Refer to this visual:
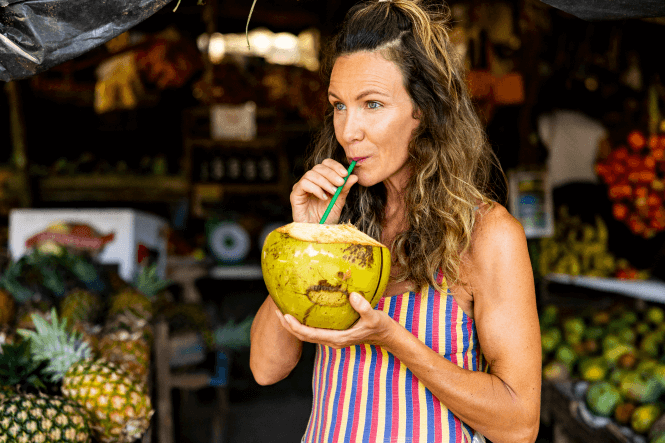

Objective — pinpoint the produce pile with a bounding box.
[595,130,665,239]
[0,247,171,443]
[538,205,649,279]
[541,302,665,442]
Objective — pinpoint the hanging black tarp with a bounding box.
[538,0,665,21]
[0,0,173,82]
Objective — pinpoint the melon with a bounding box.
[261,222,391,330]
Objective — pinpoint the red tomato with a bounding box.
[628,131,646,151]
[613,202,629,220]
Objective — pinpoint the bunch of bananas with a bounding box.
[539,206,617,277]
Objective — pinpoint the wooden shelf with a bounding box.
[38,175,189,202]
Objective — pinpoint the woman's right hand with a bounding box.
[290,158,358,224]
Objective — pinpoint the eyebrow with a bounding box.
[328,89,390,101]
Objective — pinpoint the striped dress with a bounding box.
[302,270,489,443]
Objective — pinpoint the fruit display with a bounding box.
[261,222,391,330]
[540,301,665,440]
[538,205,650,279]
[0,245,174,443]
[595,130,665,239]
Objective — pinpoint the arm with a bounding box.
[277,204,541,443]
[380,206,542,443]
[249,296,303,385]
[250,158,357,385]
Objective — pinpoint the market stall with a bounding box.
[1,0,665,442]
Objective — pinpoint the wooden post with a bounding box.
[4,81,31,208]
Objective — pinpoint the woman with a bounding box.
[250,1,542,442]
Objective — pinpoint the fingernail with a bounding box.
[351,293,361,303]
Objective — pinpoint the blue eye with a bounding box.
[333,102,346,111]
[367,101,381,109]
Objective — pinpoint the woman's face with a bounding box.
[328,51,420,191]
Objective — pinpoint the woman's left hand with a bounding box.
[275,292,395,349]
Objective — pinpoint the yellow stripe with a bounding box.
[456,303,465,368]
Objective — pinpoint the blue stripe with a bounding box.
[363,345,377,441]
[383,296,398,441]
[343,345,361,443]
[445,295,453,358]
[447,408,457,442]
[461,311,469,368]
[327,348,346,443]
[425,285,435,348]
[471,326,478,372]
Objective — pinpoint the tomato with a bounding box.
[647,193,662,209]
[628,131,646,151]
[654,148,665,161]
[649,134,660,150]
[613,202,629,221]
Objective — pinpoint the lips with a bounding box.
[349,156,369,164]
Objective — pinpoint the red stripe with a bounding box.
[411,292,422,443]
[313,345,328,442]
[349,345,366,442]
[332,347,351,442]
[369,347,383,441]
[432,286,440,354]
[455,415,462,442]
[390,295,403,440]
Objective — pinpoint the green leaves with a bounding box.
[0,340,48,391]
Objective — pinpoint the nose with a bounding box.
[339,108,364,145]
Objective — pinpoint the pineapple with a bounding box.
[0,393,92,442]
[0,340,49,396]
[59,288,103,326]
[96,314,152,386]
[17,309,154,443]
[108,264,171,321]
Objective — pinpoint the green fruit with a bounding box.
[603,334,622,352]
[636,322,652,336]
[618,326,638,345]
[632,404,661,435]
[651,433,665,443]
[620,372,663,404]
[541,328,562,354]
[651,364,665,389]
[555,344,578,368]
[579,356,608,382]
[647,307,665,325]
[540,304,559,328]
[610,368,631,386]
[564,317,586,337]
[261,222,391,330]
[621,311,639,326]
[586,381,622,417]
[604,343,636,366]
[641,333,663,358]
[592,311,611,326]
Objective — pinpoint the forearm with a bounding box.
[383,323,540,443]
[249,296,303,385]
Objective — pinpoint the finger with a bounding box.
[312,163,348,189]
[349,292,372,315]
[301,170,341,197]
[321,158,352,177]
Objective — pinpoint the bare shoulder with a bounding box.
[470,202,527,257]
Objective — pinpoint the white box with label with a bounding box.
[9,208,168,282]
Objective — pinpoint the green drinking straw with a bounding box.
[319,161,356,224]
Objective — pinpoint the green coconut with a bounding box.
[261,222,391,330]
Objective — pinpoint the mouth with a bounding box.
[349,156,369,164]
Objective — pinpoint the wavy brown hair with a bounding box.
[305,0,507,292]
